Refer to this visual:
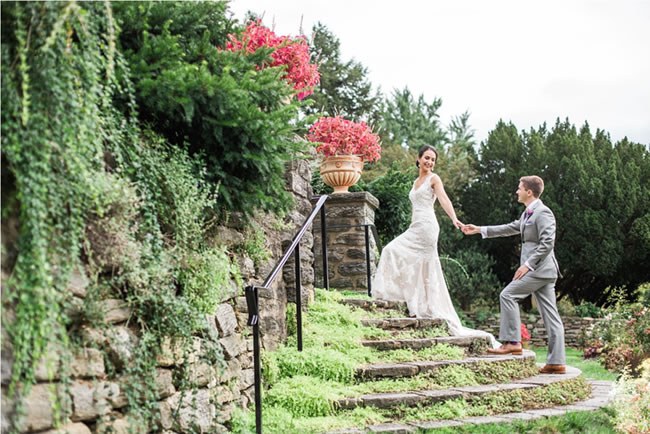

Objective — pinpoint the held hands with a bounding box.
[452,218,464,230]
[461,224,480,235]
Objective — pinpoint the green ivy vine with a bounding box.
[1,2,231,431]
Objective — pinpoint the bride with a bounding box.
[372,145,498,347]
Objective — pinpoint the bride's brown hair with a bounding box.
[415,145,439,168]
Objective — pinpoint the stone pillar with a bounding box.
[312,192,380,291]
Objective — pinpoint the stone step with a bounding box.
[357,350,536,379]
[361,335,491,353]
[335,366,583,412]
[339,298,408,313]
[360,317,447,331]
[329,377,611,434]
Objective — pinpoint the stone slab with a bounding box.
[460,415,513,424]
[497,383,538,392]
[367,423,416,433]
[416,389,464,402]
[452,384,500,396]
[359,363,419,379]
[524,408,570,417]
[362,318,418,329]
[395,338,437,350]
[434,336,490,347]
[408,360,447,374]
[409,419,464,429]
[499,412,541,421]
[336,397,361,410]
[553,403,599,412]
[360,392,424,408]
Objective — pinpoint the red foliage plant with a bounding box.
[307,116,381,163]
[225,20,320,100]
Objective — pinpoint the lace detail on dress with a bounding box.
[372,173,499,348]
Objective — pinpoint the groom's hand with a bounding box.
[462,224,480,235]
[513,264,530,280]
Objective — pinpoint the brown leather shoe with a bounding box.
[486,343,523,355]
[539,364,566,374]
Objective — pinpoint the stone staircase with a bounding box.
[326,297,611,433]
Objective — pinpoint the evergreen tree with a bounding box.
[438,111,478,198]
[380,87,447,152]
[463,118,650,303]
[114,1,308,217]
[305,23,382,122]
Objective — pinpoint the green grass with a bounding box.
[531,346,618,381]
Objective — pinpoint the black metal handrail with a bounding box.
[244,194,329,434]
[244,195,384,433]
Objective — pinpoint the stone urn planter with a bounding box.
[320,155,364,194]
[307,116,381,194]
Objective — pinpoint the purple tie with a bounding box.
[525,208,533,221]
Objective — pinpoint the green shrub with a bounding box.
[574,301,603,318]
[365,166,413,245]
[133,136,217,252]
[237,224,271,269]
[637,282,650,307]
[587,301,650,375]
[611,359,650,434]
[441,245,501,311]
[114,1,310,217]
[178,246,240,314]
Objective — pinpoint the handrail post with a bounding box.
[294,245,303,352]
[364,224,371,296]
[245,285,262,434]
[320,203,329,291]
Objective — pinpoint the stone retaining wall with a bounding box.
[463,312,604,348]
[1,160,314,433]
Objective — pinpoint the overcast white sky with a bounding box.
[227,0,650,146]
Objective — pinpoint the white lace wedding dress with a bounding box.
[372,173,499,348]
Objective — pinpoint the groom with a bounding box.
[462,175,566,374]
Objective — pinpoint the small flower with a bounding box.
[520,323,531,341]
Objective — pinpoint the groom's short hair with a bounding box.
[520,175,544,198]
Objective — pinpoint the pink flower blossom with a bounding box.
[225,21,320,100]
[307,116,382,163]
[521,323,531,341]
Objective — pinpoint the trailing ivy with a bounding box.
[1,0,125,413]
[1,2,228,431]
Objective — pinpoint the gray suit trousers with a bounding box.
[500,275,566,365]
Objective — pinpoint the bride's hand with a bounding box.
[453,218,463,229]
[462,224,480,235]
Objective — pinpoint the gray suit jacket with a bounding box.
[484,200,561,279]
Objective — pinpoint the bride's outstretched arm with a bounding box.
[430,174,462,229]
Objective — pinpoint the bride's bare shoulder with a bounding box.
[429,173,442,186]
